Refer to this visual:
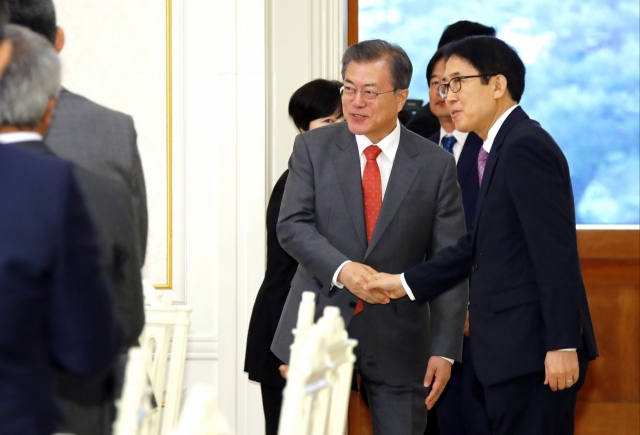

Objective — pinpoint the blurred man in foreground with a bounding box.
[0,23,144,435]
[0,11,123,435]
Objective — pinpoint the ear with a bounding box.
[493,75,508,100]
[0,40,12,78]
[54,27,65,54]
[396,88,409,112]
[38,97,58,136]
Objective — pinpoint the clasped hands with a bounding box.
[337,262,408,304]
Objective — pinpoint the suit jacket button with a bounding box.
[471,263,478,272]
[313,277,323,288]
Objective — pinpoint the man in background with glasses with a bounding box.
[365,36,598,435]
[271,39,468,435]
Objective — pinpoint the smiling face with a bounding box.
[342,59,408,144]
[443,55,498,138]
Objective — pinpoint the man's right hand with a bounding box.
[337,262,389,304]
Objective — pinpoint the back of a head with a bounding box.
[288,79,343,132]
[341,39,413,90]
[0,24,61,127]
[438,21,496,48]
[6,0,56,45]
[444,36,525,103]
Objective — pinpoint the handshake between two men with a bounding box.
[338,261,406,304]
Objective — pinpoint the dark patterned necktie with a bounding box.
[442,135,456,154]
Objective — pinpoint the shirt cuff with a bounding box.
[557,348,577,352]
[439,357,454,364]
[332,261,351,289]
[400,273,415,301]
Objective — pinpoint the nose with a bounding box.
[445,89,457,104]
[351,91,367,107]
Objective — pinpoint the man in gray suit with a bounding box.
[7,0,148,263]
[271,39,468,434]
[0,24,144,435]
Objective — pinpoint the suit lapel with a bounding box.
[472,107,529,238]
[332,134,368,250]
[364,128,420,259]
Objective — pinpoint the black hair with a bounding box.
[6,0,56,45]
[443,36,526,103]
[342,39,413,90]
[288,79,343,132]
[438,20,496,48]
[426,46,446,83]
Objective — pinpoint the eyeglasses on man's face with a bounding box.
[340,85,397,102]
[437,74,496,99]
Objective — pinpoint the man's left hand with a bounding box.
[424,356,452,409]
[543,350,579,391]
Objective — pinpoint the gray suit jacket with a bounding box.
[9,139,144,435]
[271,122,468,386]
[45,88,148,263]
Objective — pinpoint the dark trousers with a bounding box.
[483,352,589,435]
[260,383,284,435]
[350,312,429,435]
[431,336,492,435]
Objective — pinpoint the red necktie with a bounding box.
[354,145,383,315]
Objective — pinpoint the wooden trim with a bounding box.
[347,0,358,46]
[577,230,640,260]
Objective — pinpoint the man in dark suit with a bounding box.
[406,21,495,140]
[7,0,149,263]
[365,36,598,435]
[271,39,468,435]
[0,7,123,435]
[424,46,490,435]
[0,24,144,435]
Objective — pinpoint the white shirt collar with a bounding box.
[439,127,469,146]
[0,131,43,144]
[482,104,518,153]
[355,119,401,164]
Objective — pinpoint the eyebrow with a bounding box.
[344,78,377,88]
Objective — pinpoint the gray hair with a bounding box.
[341,39,413,90]
[0,24,61,127]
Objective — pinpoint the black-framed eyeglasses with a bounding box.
[340,85,398,102]
[437,74,496,99]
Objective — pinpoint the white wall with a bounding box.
[53,0,344,433]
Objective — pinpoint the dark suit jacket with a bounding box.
[271,123,468,386]
[0,145,122,435]
[405,104,441,139]
[429,131,482,232]
[45,88,148,263]
[10,140,144,435]
[403,107,598,386]
[244,170,298,388]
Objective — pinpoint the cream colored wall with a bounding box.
[53,0,344,433]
